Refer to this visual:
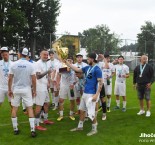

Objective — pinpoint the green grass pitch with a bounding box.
[0,73,155,145]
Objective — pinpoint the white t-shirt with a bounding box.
[0,60,13,90]
[36,59,50,91]
[60,70,76,88]
[115,64,129,83]
[73,62,88,87]
[47,59,60,71]
[9,59,35,93]
[98,62,115,81]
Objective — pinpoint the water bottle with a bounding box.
[107,75,110,85]
[70,89,74,97]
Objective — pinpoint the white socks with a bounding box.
[11,117,18,131]
[78,121,84,128]
[123,101,127,108]
[92,123,97,131]
[44,113,48,121]
[55,96,59,107]
[29,118,35,132]
[35,118,40,126]
[107,98,111,108]
[59,111,63,117]
[70,111,74,116]
[116,100,120,107]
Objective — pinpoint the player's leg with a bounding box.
[106,83,112,112]
[137,84,145,115]
[145,88,151,117]
[57,98,65,121]
[43,91,54,124]
[122,96,126,112]
[53,90,59,110]
[70,94,86,131]
[100,84,106,120]
[114,83,120,109]
[68,88,76,120]
[35,91,47,130]
[57,87,67,121]
[11,93,21,135]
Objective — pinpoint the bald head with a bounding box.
[40,50,49,61]
[140,55,148,64]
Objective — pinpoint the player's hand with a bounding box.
[122,75,126,78]
[146,83,151,89]
[8,91,13,98]
[92,94,98,102]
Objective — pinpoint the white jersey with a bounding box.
[36,59,50,92]
[60,70,76,88]
[47,58,61,71]
[0,60,13,90]
[9,59,35,93]
[98,61,115,81]
[115,64,129,83]
[73,62,88,88]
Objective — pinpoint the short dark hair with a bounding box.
[87,53,97,63]
[49,51,54,55]
[118,55,124,59]
[104,53,110,58]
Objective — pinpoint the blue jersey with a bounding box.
[82,65,102,94]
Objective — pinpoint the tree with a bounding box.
[0,0,60,58]
[0,0,26,47]
[137,21,155,59]
[79,24,120,54]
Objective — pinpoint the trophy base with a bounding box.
[59,67,70,73]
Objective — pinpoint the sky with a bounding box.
[56,0,155,41]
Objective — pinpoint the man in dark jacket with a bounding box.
[133,55,154,117]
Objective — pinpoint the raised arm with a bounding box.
[65,60,83,73]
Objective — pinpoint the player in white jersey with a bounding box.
[0,47,13,106]
[57,58,76,121]
[114,56,129,112]
[22,54,36,115]
[35,50,54,131]
[8,48,36,137]
[47,51,61,110]
[98,54,115,120]
[73,53,88,114]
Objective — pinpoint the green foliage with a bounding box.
[0,0,60,55]
[79,24,121,54]
[137,21,155,59]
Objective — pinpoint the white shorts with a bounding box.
[79,93,99,111]
[114,82,126,96]
[0,89,11,103]
[35,91,50,106]
[74,85,82,98]
[59,86,75,101]
[11,90,33,107]
[104,83,112,96]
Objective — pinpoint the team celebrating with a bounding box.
[0,46,154,137]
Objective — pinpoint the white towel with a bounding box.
[86,97,96,121]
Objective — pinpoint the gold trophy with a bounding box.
[56,47,70,73]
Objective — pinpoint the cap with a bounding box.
[21,48,29,56]
[1,47,9,52]
[76,53,83,57]
[87,53,98,61]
